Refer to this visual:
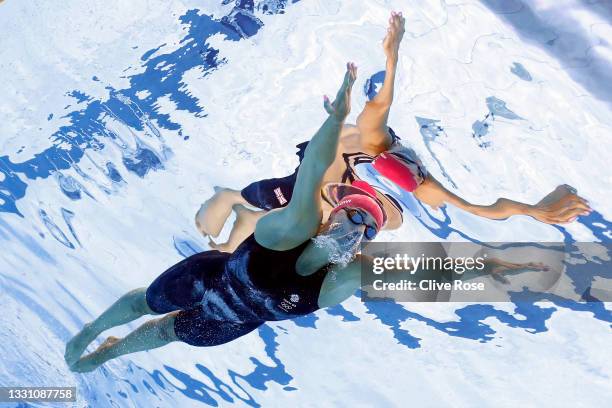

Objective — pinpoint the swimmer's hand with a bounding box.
[323,62,357,123]
[383,11,405,63]
[486,258,551,284]
[529,184,592,224]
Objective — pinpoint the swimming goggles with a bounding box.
[344,208,378,240]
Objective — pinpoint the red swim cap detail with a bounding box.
[372,152,419,192]
[331,194,385,229]
[351,180,377,197]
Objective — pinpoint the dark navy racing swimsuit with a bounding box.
[240,141,308,210]
[146,234,329,346]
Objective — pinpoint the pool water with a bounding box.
[0,0,611,406]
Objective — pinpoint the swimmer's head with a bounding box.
[313,215,365,267]
[330,197,382,240]
[372,147,426,192]
[313,183,384,267]
[325,181,386,240]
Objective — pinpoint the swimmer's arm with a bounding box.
[414,176,591,224]
[318,256,364,308]
[445,246,551,282]
[255,64,357,250]
[356,12,405,151]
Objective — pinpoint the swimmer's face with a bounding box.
[313,211,372,267]
[327,207,379,242]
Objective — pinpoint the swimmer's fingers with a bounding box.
[327,62,357,121]
[323,95,334,115]
[499,261,549,272]
[535,193,591,223]
[555,206,589,224]
[559,194,590,210]
[545,208,583,224]
[339,61,357,92]
[563,184,577,194]
[528,262,550,271]
[502,261,531,271]
[391,11,405,34]
[554,197,591,223]
[327,63,356,106]
[383,12,404,55]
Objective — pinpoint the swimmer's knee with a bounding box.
[212,187,242,201]
[130,288,155,315]
[158,312,179,342]
[232,203,262,218]
[227,190,248,206]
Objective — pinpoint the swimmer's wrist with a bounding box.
[327,115,345,126]
[522,204,536,216]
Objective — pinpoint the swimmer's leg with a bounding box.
[65,288,154,366]
[70,312,179,373]
[195,187,249,237]
[209,204,265,253]
[414,176,591,224]
[356,11,405,150]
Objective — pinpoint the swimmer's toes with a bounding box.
[100,336,121,349]
[209,238,232,252]
[208,238,223,250]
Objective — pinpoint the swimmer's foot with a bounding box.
[195,187,245,238]
[530,184,592,224]
[65,323,100,367]
[382,11,405,63]
[70,336,121,373]
[208,204,264,253]
[228,204,265,249]
[208,237,233,253]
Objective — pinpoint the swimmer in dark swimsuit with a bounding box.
[65,62,376,372]
[196,11,591,252]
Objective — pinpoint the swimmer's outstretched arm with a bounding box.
[324,251,547,305]
[414,176,591,224]
[256,63,357,250]
[356,11,405,151]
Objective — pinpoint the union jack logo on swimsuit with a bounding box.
[274,187,288,205]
